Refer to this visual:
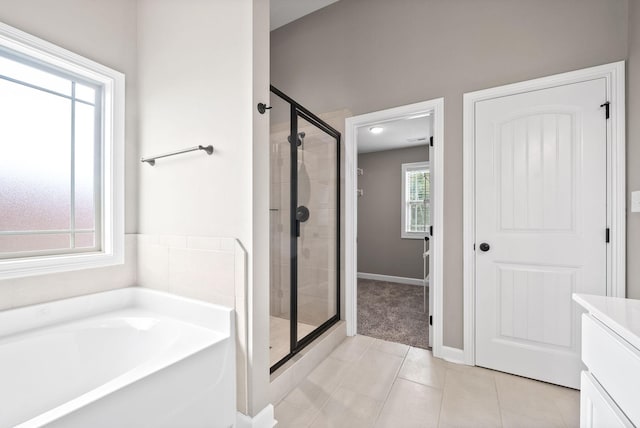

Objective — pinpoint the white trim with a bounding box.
[236,405,276,428]
[357,272,424,286]
[0,21,125,279]
[345,98,445,362]
[462,61,626,366]
[439,346,466,365]
[401,161,430,240]
[345,111,357,336]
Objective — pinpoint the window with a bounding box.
[401,161,430,239]
[0,22,124,279]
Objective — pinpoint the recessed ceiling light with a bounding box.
[369,126,384,134]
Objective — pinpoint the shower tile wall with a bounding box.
[270,120,291,323]
[296,117,337,334]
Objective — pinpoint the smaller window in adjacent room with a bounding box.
[401,161,430,239]
[0,22,124,279]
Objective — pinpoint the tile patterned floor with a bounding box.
[274,335,580,428]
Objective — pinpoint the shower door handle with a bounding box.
[295,206,310,237]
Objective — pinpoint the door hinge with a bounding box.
[601,102,610,119]
[606,227,610,243]
[473,243,476,250]
[429,136,434,147]
[429,315,433,326]
[429,225,433,236]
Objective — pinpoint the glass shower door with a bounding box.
[269,86,340,373]
[293,115,339,343]
[269,92,292,367]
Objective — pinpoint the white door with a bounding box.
[475,78,608,388]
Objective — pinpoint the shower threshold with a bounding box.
[270,316,316,367]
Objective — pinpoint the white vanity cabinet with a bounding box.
[574,294,640,428]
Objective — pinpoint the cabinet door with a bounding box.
[580,372,633,428]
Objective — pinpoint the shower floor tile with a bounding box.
[270,316,316,366]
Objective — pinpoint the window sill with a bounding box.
[0,247,124,280]
[401,234,428,240]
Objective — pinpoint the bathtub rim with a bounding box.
[0,286,233,338]
[1,287,234,428]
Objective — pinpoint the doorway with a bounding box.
[463,62,626,388]
[345,98,445,354]
[269,86,341,373]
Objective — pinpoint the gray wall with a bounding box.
[271,0,629,348]
[628,0,640,299]
[358,145,428,279]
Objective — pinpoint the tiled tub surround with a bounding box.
[0,287,235,428]
[137,234,244,308]
[136,234,250,414]
[275,335,580,428]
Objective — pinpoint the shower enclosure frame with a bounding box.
[270,85,341,374]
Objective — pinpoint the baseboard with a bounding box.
[357,272,423,286]
[236,404,275,428]
[438,345,466,365]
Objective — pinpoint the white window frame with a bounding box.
[401,161,430,239]
[0,22,125,279]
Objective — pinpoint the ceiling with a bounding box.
[270,0,341,31]
[357,115,433,154]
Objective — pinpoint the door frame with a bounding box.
[345,98,445,356]
[462,61,626,366]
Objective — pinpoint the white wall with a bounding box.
[137,0,253,242]
[0,0,271,418]
[0,0,139,307]
[252,0,272,418]
[137,0,270,417]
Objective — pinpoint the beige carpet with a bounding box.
[357,278,429,349]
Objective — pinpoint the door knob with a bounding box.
[479,242,490,252]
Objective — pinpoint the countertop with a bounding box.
[573,293,640,350]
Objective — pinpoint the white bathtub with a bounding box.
[0,287,235,428]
